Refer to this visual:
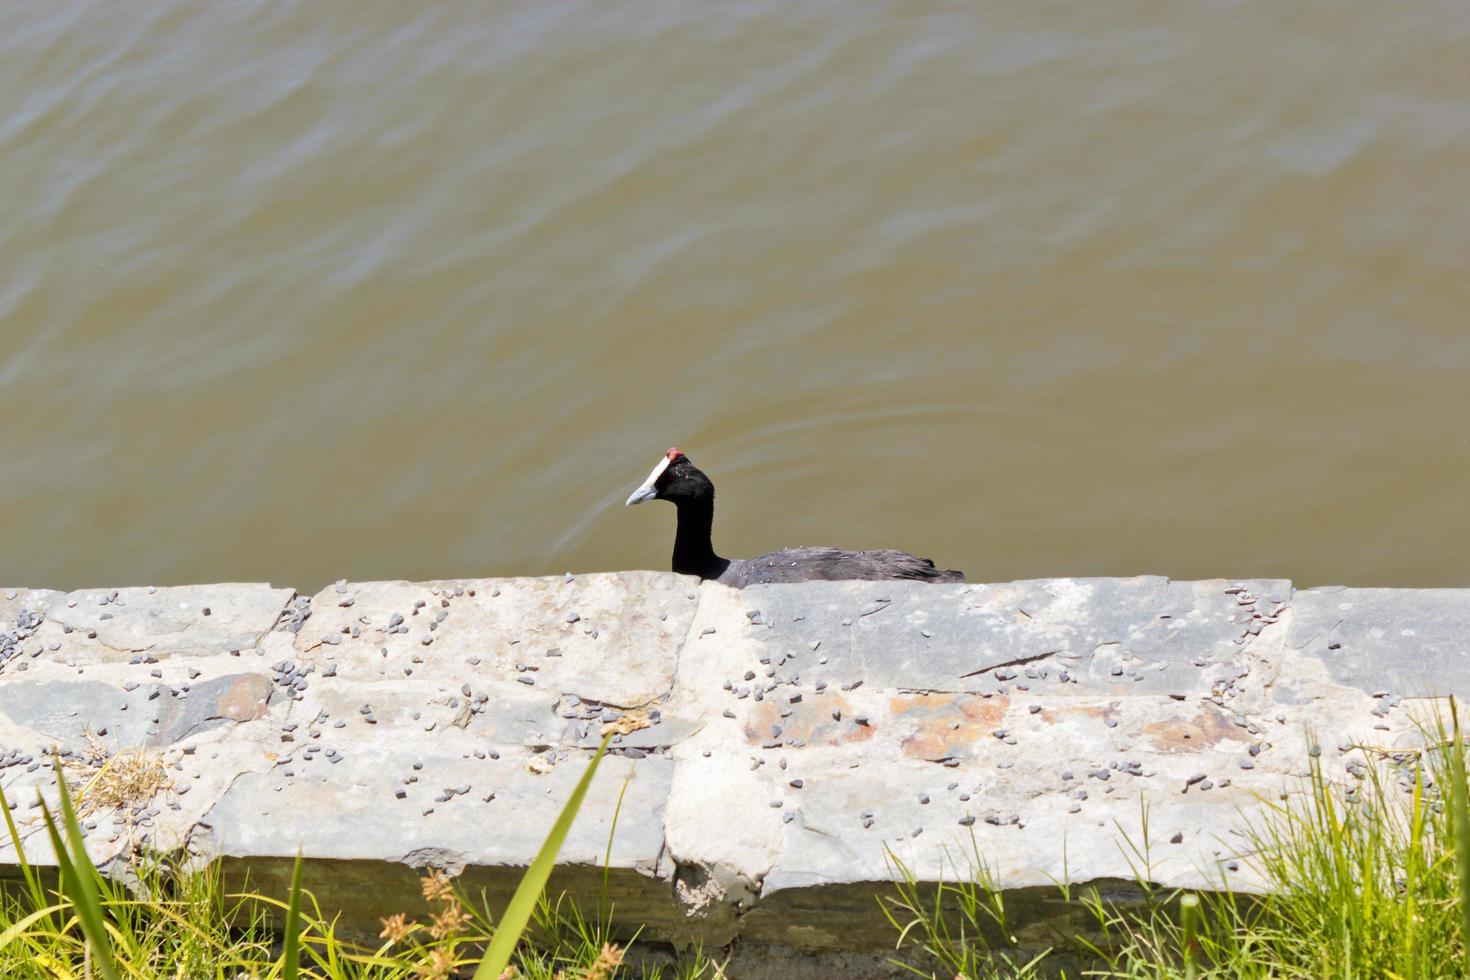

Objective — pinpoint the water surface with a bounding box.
[2,2,1468,591]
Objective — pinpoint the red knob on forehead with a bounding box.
[666,447,684,460]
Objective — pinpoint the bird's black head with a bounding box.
[624,447,714,507]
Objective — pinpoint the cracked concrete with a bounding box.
[3,574,1468,972]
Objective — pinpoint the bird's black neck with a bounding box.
[672,496,729,580]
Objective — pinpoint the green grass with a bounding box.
[8,718,1470,979]
[0,736,714,980]
[883,713,1470,979]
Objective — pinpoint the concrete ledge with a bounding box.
[3,574,1466,966]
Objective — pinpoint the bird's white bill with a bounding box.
[624,455,671,506]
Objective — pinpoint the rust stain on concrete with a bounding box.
[744,695,873,747]
[893,693,1008,761]
[1140,704,1249,751]
[216,674,273,722]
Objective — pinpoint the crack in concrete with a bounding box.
[191,762,263,857]
[959,650,1060,679]
[254,589,302,650]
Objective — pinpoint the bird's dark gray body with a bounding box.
[624,448,964,588]
[714,546,964,588]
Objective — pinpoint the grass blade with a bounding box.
[38,800,121,980]
[473,733,613,979]
[0,781,50,916]
[0,904,69,950]
[599,767,634,929]
[48,752,127,980]
[1448,700,1470,964]
[281,851,305,980]
[1180,892,1199,980]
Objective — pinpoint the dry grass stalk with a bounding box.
[553,943,626,980]
[427,901,472,940]
[379,912,413,944]
[416,946,456,979]
[583,942,625,980]
[419,867,457,903]
[43,734,175,847]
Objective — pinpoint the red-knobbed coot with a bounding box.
[624,447,965,587]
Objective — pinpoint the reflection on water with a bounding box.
[1,1,1468,590]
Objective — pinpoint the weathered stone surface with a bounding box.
[31,584,293,657]
[0,674,274,750]
[2,573,1465,971]
[207,747,668,868]
[734,576,1289,699]
[1287,586,1470,696]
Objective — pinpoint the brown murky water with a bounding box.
[2,2,1469,592]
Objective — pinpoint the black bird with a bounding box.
[624,447,964,588]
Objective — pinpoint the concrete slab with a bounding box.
[2,574,1464,970]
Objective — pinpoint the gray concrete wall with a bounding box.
[2,574,1466,972]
